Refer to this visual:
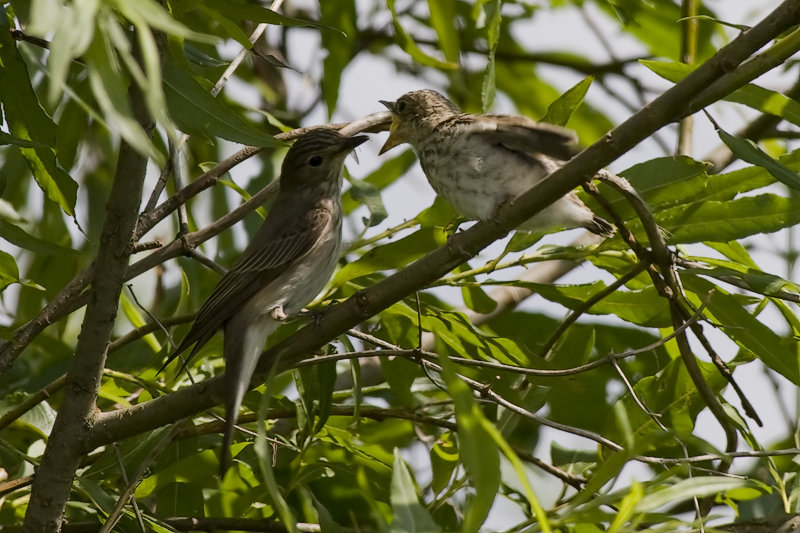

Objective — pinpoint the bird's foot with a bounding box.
[270,306,289,322]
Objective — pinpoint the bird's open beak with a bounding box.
[378,100,403,155]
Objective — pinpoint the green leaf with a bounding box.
[212,0,342,33]
[430,432,458,495]
[332,227,447,287]
[163,64,285,147]
[436,347,500,533]
[388,0,458,71]
[0,245,22,291]
[634,476,766,513]
[0,131,43,148]
[346,179,388,228]
[715,128,800,190]
[541,76,594,127]
[0,25,78,215]
[0,218,78,256]
[296,359,337,433]
[479,0,501,111]
[343,150,416,216]
[85,15,165,165]
[503,280,671,327]
[390,450,439,533]
[684,264,799,298]
[642,60,800,128]
[428,0,460,63]
[658,193,800,244]
[319,0,357,115]
[111,0,214,43]
[683,275,800,386]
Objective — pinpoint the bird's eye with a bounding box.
[396,100,408,113]
[309,155,323,167]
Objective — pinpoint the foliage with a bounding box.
[1,0,800,531]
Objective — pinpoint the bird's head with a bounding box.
[280,129,368,191]
[378,90,459,154]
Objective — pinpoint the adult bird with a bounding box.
[162,128,368,474]
[379,89,613,236]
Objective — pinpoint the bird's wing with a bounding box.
[467,114,578,161]
[164,206,334,369]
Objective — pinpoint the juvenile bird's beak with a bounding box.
[378,100,403,155]
[379,100,395,113]
[379,118,403,155]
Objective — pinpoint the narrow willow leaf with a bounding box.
[642,60,800,127]
[480,0,501,111]
[0,250,19,291]
[428,0,460,63]
[388,0,458,71]
[346,179,388,227]
[86,17,164,165]
[163,64,285,147]
[390,450,439,533]
[506,280,671,327]
[634,477,764,513]
[683,275,800,386]
[0,219,78,255]
[430,433,458,495]
[541,76,594,126]
[331,227,446,287]
[216,0,343,34]
[0,23,78,215]
[319,0,357,114]
[608,481,643,533]
[436,348,500,532]
[111,0,215,43]
[658,193,800,244]
[716,129,800,190]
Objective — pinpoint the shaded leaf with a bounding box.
[436,347,500,533]
[541,76,594,127]
[0,24,78,215]
[388,0,458,71]
[390,450,439,533]
[716,128,800,190]
[683,275,800,386]
[163,63,285,147]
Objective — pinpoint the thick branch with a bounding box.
[22,65,154,532]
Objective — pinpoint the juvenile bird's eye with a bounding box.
[309,155,323,167]
[396,100,408,113]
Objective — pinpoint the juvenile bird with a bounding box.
[379,89,613,236]
[162,129,367,474]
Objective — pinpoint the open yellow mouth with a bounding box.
[378,118,403,155]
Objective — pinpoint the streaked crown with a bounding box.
[390,90,460,119]
[280,129,367,189]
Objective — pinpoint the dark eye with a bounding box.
[396,99,408,113]
[309,155,323,167]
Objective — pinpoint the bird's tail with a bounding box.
[219,316,274,476]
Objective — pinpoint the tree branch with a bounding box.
[22,49,156,533]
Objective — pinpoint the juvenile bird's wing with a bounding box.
[162,206,334,371]
[468,114,578,161]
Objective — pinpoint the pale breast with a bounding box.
[415,132,551,221]
[242,204,342,319]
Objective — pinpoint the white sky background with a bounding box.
[243,0,796,526]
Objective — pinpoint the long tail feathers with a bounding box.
[219,317,274,477]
